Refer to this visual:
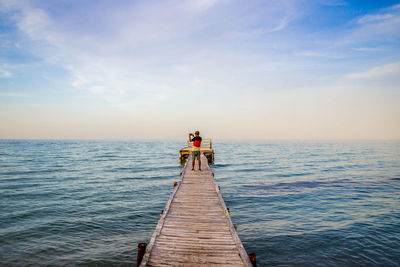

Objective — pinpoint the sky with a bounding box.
[0,0,399,140]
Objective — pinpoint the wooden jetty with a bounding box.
[139,142,252,266]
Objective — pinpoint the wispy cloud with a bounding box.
[0,0,303,103]
[318,0,347,7]
[297,51,335,58]
[342,3,400,44]
[357,13,395,24]
[185,0,223,12]
[0,69,12,78]
[0,64,12,78]
[348,62,400,79]
[0,92,31,97]
[353,47,386,52]
[270,15,292,32]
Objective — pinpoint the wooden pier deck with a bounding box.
[139,154,252,266]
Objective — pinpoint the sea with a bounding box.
[1,140,399,266]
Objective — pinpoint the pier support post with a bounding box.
[248,252,256,267]
[137,242,147,267]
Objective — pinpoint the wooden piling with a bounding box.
[137,243,147,267]
[248,252,257,267]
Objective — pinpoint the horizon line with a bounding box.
[1,138,399,142]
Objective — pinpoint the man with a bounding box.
[189,131,202,171]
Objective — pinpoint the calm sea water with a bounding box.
[1,140,399,266]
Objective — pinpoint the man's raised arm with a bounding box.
[189,133,193,142]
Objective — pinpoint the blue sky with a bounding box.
[0,0,399,140]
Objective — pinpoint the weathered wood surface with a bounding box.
[140,154,252,266]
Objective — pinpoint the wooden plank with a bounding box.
[152,245,239,252]
[147,254,243,265]
[150,252,242,262]
[154,240,237,248]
